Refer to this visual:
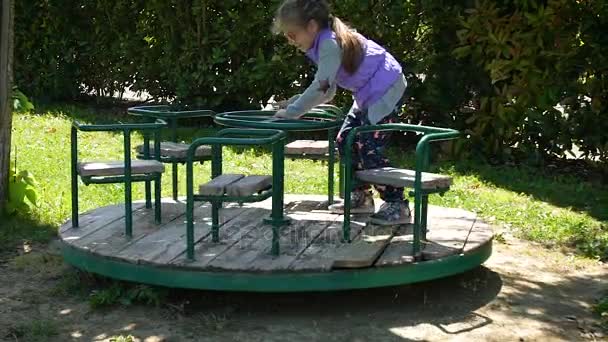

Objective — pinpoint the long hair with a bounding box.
[273,0,364,74]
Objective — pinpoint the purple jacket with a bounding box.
[305,28,402,109]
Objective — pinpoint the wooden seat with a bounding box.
[78,160,165,177]
[226,175,272,197]
[285,140,330,156]
[356,167,452,190]
[199,174,245,196]
[137,142,212,159]
[199,174,272,197]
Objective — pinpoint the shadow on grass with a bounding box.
[0,213,56,260]
[387,142,607,224]
[449,159,608,223]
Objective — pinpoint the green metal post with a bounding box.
[171,118,178,200]
[338,160,345,199]
[342,131,356,242]
[420,144,430,241]
[212,201,220,243]
[212,145,222,179]
[327,128,336,205]
[270,140,286,255]
[421,195,429,240]
[124,130,133,238]
[70,126,79,228]
[186,150,195,260]
[154,129,162,224]
[143,133,152,209]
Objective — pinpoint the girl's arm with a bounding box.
[282,39,342,118]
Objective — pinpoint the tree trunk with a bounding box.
[0,0,14,214]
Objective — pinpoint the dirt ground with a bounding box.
[1,231,606,342]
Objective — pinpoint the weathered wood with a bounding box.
[331,224,397,269]
[170,207,267,268]
[289,216,369,271]
[199,174,244,196]
[78,160,165,177]
[422,240,462,260]
[117,204,247,265]
[207,200,322,271]
[375,235,415,266]
[72,200,187,256]
[0,0,14,213]
[225,175,272,197]
[58,196,495,274]
[285,140,329,156]
[246,209,336,272]
[137,142,212,159]
[422,206,477,259]
[462,219,494,253]
[60,202,146,240]
[356,167,452,190]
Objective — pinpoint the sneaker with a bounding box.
[328,190,375,214]
[369,200,411,226]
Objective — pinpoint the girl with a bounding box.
[273,0,410,225]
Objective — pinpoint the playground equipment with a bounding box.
[60,107,493,293]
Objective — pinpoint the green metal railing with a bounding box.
[342,123,460,259]
[71,119,167,237]
[185,128,288,260]
[214,110,341,131]
[128,105,217,200]
[214,107,343,204]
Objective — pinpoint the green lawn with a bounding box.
[2,103,607,260]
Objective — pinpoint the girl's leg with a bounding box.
[357,112,405,202]
[331,106,375,214]
[356,112,411,225]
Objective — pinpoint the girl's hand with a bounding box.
[274,109,289,118]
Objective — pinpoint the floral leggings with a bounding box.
[335,107,404,202]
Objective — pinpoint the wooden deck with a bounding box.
[59,195,493,273]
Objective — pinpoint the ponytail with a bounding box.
[331,16,363,74]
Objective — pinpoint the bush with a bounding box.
[451,0,608,162]
[14,0,608,163]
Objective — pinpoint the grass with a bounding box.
[595,293,608,328]
[1,102,607,261]
[415,158,608,258]
[6,319,60,341]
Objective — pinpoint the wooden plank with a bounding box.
[225,175,272,197]
[462,219,494,252]
[206,200,322,271]
[170,207,268,268]
[422,206,477,260]
[60,203,146,240]
[115,204,246,265]
[331,224,397,269]
[71,200,188,257]
[137,142,212,159]
[375,235,415,266]
[285,140,329,155]
[422,240,462,260]
[199,174,244,196]
[246,209,337,272]
[289,215,369,271]
[78,160,164,177]
[356,167,452,190]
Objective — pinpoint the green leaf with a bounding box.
[452,46,472,58]
[19,170,38,186]
[25,188,38,206]
[9,181,27,205]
